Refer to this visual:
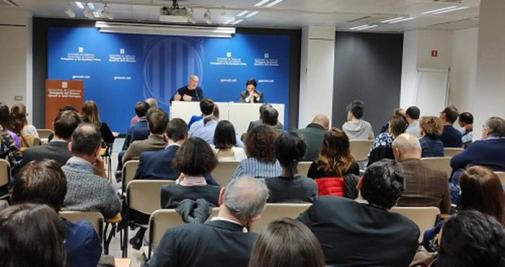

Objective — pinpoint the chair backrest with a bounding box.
[443,147,464,157]
[126,180,175,215]
[122,160,140,192]
[59,211,104,239]
[148,207,220,256]
[315,177,345,197]
[495,172,505,186]
[211,161,239,186]
[250,203,311,233]
[350,140,374,161]
[421,157,452,178]
[0,159,10,188]
[298,161,312,176]
[37,129,53,139]
[391,206,440,241]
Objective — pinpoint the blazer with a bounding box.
[297,123,326,161]
[122,134,166,164]
[265,175,317,203]
[146,220,257,267]
[63,219,102,267]
[247,119,283,132]
[420,135,445,157]
[22,140,71,166]
[239,90,263,103]
[160,184,220,208]
[450,138,505,172]
[440,125,463,148]
[123,118,150,149]
[397,159,451,214]
[298,196,419,267]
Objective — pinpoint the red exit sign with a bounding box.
[431,50,438,57]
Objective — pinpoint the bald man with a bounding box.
[392,133,450,213]
[171,74,204,102]
[298,114,329,161]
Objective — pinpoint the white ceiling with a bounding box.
[6,0,480,32]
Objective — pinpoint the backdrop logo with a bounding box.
[61,46,101,62]
[211,51,247,66]
[143,38,204,107]
[109,48,136,63]
[254,51,279,67]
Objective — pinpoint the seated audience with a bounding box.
[405,106,421,138]
[367,115,407,166]
[299,159,419,267]
[123,100,150,149]
[439,106,462,147]
[161,137,220,208]
[247,103,284,132]
[261,106,282,132]
[10,103,39,148]
[422,166,505,251]
[134,118,187,180]
[437,210,505,267]
[212,120,247,161]
[11,160,102,267]
[188,98,214,130]
[62,123,121,219]
[23,110,81,166]
[451,117,505,172]
[0,105,22,179]
[342,100,374,140]
[122,107,168,163]
[248,218,325,267]
[189,99,219,144]
[0,203,66,267]
[297,113,329,161]
[82,100,115,144]
[419,116,445,157]
[458,111,474,148]
[146,177,269,267]
[0,103,20,148]
[266,131,317,203]
[231,125,281,179]
[392,134,450,213]
[130,97,157,126]
[307,128,359,198]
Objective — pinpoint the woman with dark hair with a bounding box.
[212,120,246,161]
[422,165,505,252]
[248,218,325,267]
[240,79,263,103]
[307,128,359,198]
[0,203,66,267]
[0,102,20,148]
[0,103,22,180]
[231,125,281,179]
[419,116,445,157]
[367,115,407,166]
[82,100,115,144]
[160,137,220,208]
[266,131,317,203]
[10,103,39,148]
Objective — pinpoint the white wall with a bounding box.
[0,7,31,122]
[298,25,335,128]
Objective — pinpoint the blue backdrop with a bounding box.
[47,27,291,132]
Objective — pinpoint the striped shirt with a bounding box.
[230,157,281,179]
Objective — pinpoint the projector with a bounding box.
[160,6,190,23]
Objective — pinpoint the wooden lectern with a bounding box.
[45,80,84,129]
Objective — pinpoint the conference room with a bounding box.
[1,0,505,266]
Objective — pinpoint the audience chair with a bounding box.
[250,203,311,233]
[148,207,220,258]
[122,179,174,257]
[37,129,53,144]
[0,159,10,199]
[443,147,464,157]
[421,157,452,179]
[121,160,139,194]
[349,140,374,162]
[391,206,440,242]
[298,161,312,176]
[100,142,114,181]
[60,211,104,239]
[210,161,239,186]
[494,172,505,186]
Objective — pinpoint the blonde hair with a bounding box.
[82,100,100,128]
[420,116,443,136]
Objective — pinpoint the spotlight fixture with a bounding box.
[101,4,113,20]
[82,7,94,19]
[204,9,212,24]
[65,7,76,18]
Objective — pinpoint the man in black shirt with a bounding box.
[171,74,203,102]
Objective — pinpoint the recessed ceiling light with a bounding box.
[93,11,101,18]
[236,10,250,17]
[87,2,95,10]
[381,17,404,23]
[245,11,259,18]
[224,18,236,24]
[422,5,458,15]
[432,6,469,14]
[254,0,270,7]
[265,0,283,8]
[382,17,416,24]
[75,1,84,9]
[349,24,378,31]
[65,8,76,18]
[232,19,244,25]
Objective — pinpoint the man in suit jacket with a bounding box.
[393,134,450,213]
[247,103,283,132]
[298,159,419,267]
[22,110,81,166]
[297,114,329,161]
[146,177,269,267]
[439,106,463,147]
[122,108,168,164]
